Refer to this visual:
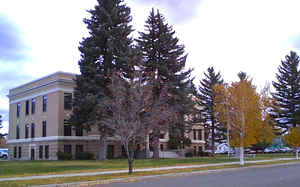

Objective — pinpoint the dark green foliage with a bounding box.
[137,9,196,157]
[75,152,94,160]
[198,67,225,155]
[57,151,72,160]
[168,135,191,149]
[70,0,135,135]
[272,51,300,134]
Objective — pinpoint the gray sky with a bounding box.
[1,0,300,134]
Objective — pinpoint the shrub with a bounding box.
[57,151,72,160]
[197,151,210,157]
[75,152,94,160]
[185,152,193,157]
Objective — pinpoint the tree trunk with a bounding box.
[240,146,244,166]
[211,119,216,157]
[128,159,133,174]
[152,135,160,159]
[296,150,299,160]
[99,135,107,160]
[152,129,160,159]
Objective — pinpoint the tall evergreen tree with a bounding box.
[272,51,300,134]
[70,0,135,160]
[137,9,196,158]
[198,67,224,156]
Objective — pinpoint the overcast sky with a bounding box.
[1,0,300,134]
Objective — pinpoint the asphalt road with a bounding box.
[99,163,300,187]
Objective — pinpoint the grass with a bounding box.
[0,153,295,178]
[1,158,299,187]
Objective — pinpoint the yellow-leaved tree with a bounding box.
[214,72,262,165]
[284,127,300,160]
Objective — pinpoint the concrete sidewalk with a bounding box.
[0,158,295,182]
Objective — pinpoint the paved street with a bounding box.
[99,163,300,187]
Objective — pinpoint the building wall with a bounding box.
[7,71,206,160]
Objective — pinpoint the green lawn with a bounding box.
[0,153,294,178]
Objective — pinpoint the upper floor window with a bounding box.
[42,121,47,137]
[193,129,202,140]
[42,96,47,112]
[64,125,72,136]
[75,126,83,136]
[198,130,202,140]
[25,100,29,115]
[16,125,20,139]
[17,103,21,117]
[25,124,29,139]
[64,93,72,110]
[31,123,35,138]
[31,98,36,114]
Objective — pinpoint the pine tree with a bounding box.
[198,67,224,156]
[272,51,300,134]
[137,9,196,158]
[70,0,135,160]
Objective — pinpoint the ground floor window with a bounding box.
[45,145,49,159]
[75,145,83,154]
[39,145,43,159]
[18,146,22,159]
[64,145,72,154]
[14,146,17,158]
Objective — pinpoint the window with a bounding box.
[14,146,17,158]
[25,100,29,115]
[64,125,72,136]
[64,145,72,154]
[193,129,197,140]
[198,130,202,140]
[31,98,36,114]
[17,103,21,117]
[75,127,83,136]
[160,144,164,151]
[199,146,203,152]
[31,123,35,138]
[25,124,29,139]
[76,145,83,154]
[18,146,22,159]
[45,145,49,159]
[159,133,165,139]
[42,121,47,137]
[64,93,72,110]
[39,145,43,159]
[42,95,47,112]
[16,125,20,139]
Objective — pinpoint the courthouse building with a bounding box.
[7,72,205,160]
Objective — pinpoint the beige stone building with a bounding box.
[7,72,205,160]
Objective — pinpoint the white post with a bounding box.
[145,134,150,158]
[296,149,299,160]
[240,146,244,165]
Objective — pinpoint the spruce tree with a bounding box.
[272,51,300,134]
[137,9,196,158]
[70,0,135,160]
[198,67,224,156]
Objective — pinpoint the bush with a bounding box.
[185,152,193,157]
[197,151,210,157]
[57,151,72,160]
[75,152,94,160]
